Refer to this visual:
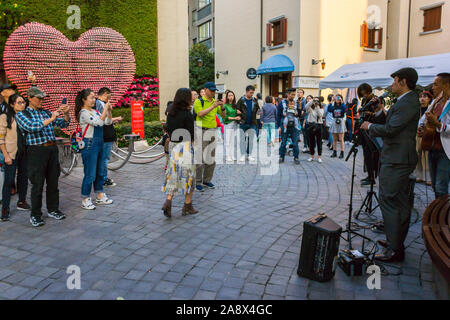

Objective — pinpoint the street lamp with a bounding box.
[312,59,326,70]
[216,70,229,79]
[190,56,203,67]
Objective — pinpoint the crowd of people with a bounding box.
[163,70,449,267]
[162,81,380,216]
[0,74,121,226]
[0,69,448,243]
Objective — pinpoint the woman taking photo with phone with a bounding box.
[0,94,30,221]
[75,89,113,210]
[306,97,324,163]
[162,88,197,218]
[222,90,241,162]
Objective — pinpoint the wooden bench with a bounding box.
[422,195,450,298]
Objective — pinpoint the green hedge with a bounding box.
[112,107,160,123]
[1,0,157,75]
[55,121,163,148]
[115,121,163,147]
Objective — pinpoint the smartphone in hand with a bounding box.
[218,93,223,101]
[62,98,67,105]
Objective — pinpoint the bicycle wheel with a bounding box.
[58,143,77,176]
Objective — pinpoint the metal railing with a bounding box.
[57,135,165,176]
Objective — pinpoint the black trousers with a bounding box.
[307,124,323,156]
[379,164,415,251]
[27,145,60,218]
[361,133,379,180]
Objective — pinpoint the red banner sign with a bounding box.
[131,101,145,139]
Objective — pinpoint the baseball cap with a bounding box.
[0,83,17,93]
[27,86,47,99]
[204,82,218,91]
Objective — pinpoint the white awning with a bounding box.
[319,52,450,89]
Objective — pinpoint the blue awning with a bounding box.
[257,54,295,75]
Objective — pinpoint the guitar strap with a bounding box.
[439,101,450,121]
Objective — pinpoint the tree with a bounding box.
[189,43,214,92]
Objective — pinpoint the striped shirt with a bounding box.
[15,107,70,146]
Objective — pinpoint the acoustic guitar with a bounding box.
[421,95,443,151]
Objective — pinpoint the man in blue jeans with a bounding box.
[420,73,450,199]
[236,86,259,162]
[279,99,300,165]
[95,87,123,187]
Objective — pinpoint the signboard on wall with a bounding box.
[246,68,258,80]
[293,76,323,89]
[131,100,145,139]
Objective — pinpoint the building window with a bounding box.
[422,4,442,32]
[198,21,212,42]
[266,18,287,47]
[198,0,211,10]
[361,21,383,49]
[198,3,212,20]
[192,10,197,25]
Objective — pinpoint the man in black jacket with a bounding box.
[95,87,123,187]
[236,85,259,162]
[361,68,420,262]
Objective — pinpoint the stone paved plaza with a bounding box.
[0,142,439,300]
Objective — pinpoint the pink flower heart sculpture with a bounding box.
[3,22,136,133]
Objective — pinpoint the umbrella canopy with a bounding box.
[319,52,450,89]
[257,54,295,75]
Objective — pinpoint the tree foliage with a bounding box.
[189,44,214,91]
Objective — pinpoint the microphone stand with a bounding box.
[342,143,373,251]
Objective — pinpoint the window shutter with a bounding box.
[361,22,369,47]
[423,9,428,31]
[281,18,288,43]
[266,23,272,46]
[377,28,383,49]
[368,29,375,48]
[424,6,442,32]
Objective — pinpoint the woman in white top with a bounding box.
[306,98,325,163]
[75,89,114,210]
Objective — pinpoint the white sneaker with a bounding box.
[82,198,96,210]
[308,158,314,162]
[318,158,323,163]
[302,147,309,152]
[96,194,114,205]
[226,156,233,163]
[239,156,246,162]
[248,156,257,162]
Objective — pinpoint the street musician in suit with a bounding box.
[361,68,421,262]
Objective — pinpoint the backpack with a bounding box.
[286,112,296,128]
[71,125,90,153]
[70,109,99,153]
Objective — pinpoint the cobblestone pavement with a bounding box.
[0,141,438,300]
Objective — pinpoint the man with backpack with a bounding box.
[279,98,300,165]
[15,86,70,227]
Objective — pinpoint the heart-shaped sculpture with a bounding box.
[3,22,136,133]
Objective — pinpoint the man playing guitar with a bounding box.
[418,73,450,198]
